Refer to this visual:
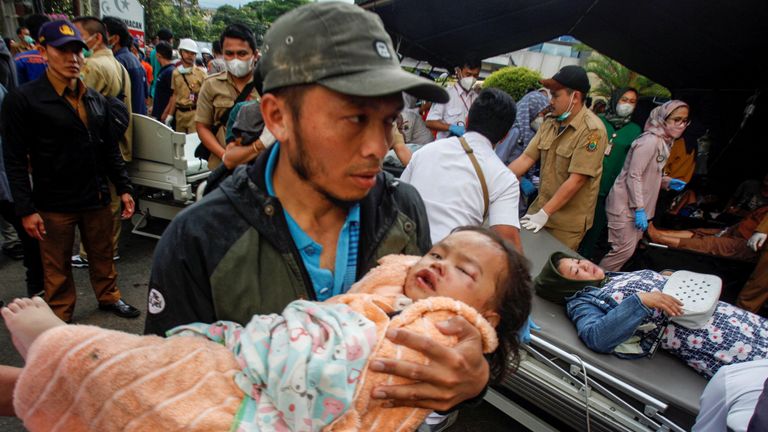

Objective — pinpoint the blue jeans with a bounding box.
[565,287,652,354]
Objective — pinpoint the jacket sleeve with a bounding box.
[566,290,651,353]
[395,180,432,253]
[101,99,133,195]
[143,214,217,336]
[0,89,35,216]
[625,135,657,210]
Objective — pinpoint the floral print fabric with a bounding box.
[602,270,768,378]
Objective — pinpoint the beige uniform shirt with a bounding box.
[172,66,207,109]
[523,107,608,233]
[195,71,260,167]
[81,48,134,161]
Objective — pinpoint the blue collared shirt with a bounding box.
[265,143,360,301]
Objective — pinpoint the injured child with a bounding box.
[2,227,532,432]
[535,252,768,379]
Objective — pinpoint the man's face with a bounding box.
[19,28,30,39]
[74,23,98,50]
[404,230,506,315]
[550,88,576,117]
[41,43,84,80]
[279,85,403,203]
[458,66,480,80]
[222,37,253,62]
[180,49,196,66]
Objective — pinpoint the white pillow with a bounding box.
[662,270,722,329]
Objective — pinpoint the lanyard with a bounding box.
[455,83,472,112]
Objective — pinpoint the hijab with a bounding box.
[495,90,550,164]
[642,99,689,144]
[602,87,638,130]
[533,252,606,305]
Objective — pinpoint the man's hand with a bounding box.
[747,232,767,252]
[120,193,135,219]
[520,209,549,233]
[636,291,684,317]
[369,316,488,411]
[22,213,46,240]
[448,123,465,137]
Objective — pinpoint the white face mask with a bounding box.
[227,57,254,78]
[177,65,191,75]
[530,116,544,131]
[459,76,477,92]
[615,102,635,117]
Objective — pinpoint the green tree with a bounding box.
[482,67,542,101]
[585,52,670,99]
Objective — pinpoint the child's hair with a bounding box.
[450,226,533,383]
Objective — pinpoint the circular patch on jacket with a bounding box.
[148,288,165,314]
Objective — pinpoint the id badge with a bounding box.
[189,93,197,103]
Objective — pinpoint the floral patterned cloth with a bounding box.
[601,270,768,378]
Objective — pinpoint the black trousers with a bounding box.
[0,200,44,296]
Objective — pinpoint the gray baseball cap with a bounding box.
[259,2,448,104]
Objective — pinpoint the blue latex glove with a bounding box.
[520,177,536,197]
[668,179,687,191]
[517,316,541,344]
[634,208,649,231]
[448,123,465,137]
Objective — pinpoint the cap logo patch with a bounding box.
[374,41,391,58]
[60,25,75,36]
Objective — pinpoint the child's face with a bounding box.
[404,231,505,323]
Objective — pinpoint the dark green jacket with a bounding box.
[144,147,431,335]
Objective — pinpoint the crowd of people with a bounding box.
[0,1,766,430]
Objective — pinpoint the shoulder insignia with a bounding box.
[586,132,599,152]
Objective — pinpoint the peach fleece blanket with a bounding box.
[14,325,243,432]
[14,255,497,432]
[325,255,498,431]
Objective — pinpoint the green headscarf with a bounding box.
[602,87,638,130]
[533,252,606,305]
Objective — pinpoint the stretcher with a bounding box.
[127,114,210,239]
[490,229,707,431]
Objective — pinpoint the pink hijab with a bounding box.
[644,100,689,142]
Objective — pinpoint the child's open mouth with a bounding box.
[415,268,437,292]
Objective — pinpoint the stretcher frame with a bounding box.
[127,114,210,239]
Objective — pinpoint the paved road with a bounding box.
[0,221,526,431]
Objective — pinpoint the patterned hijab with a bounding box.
[495,90,550,164]
[643,100,689,143]
[602,87,638,130]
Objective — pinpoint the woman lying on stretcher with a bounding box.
[2,226,532,432]
[535,252,767,378]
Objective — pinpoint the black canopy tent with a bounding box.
[358,0,768,189]
[357,0,765,91]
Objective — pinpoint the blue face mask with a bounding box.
[556,92,576,122]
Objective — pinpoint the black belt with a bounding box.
[175,105,197,112]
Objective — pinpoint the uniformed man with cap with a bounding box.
[147,1,490,420]
[510,65,608,250]
[164,38,207,133]
[2,20,139,321]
